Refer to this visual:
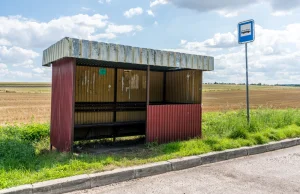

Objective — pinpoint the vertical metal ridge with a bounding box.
[42,38,214,70]
[146,104,201,144]
[50,58,75,152]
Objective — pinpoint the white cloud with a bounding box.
[81,7,91,11]
[124,7,143,18]
[154,21,158,26]
[32,67,44,74]
[0,46,38,69]
[0,63,9,77]
[12,60,35,68]
[271,11,293,16]
[269,0,300,12]
[0,63,7,69]
[0,46,39,65]
[169,23,300,84]
[150,0,169,7]
[180,40,187,45]
[90,33,117,40]
[216,9,243,18]
[147,10,155,17]
[0,65,33,78]
[0,14,109,48]
[106,24,143,34]
[0,14,144,49]
[168,0,300,17]
[9,71,32,78]
[0,39,11,46]
[98,0,111,4]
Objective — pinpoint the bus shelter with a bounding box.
[42,37,214,152]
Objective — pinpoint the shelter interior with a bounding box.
[73,59,203,141]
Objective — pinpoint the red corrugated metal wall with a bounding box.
[146,104,202,143]
[50,58,75,152]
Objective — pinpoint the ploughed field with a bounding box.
[0,83,51,124]
[0,83,299,124]
[203,86,300,112]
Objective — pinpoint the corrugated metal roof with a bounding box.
[42,37,214,71]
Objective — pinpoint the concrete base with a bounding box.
[90,167,135,188]
[0,185,32,194]
[226,147,248,159]
[248,145,268,155]
[201,151,228,165]
[32,174,90,194]
[169,156,202,171]
[134,161,172,178]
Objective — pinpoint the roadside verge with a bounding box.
[1,138,300,194]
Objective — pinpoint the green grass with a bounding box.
[0,82,51,93]
[202,84,299,92]
[0,82,50,87]
[1,109,300,189]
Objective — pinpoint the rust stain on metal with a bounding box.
[146,104,202,143]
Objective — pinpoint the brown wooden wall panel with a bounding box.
[117,69,146,102]
[74,112,113,124]
[166,70,202,104]
[116,111,146,122]
[75,66,115,102]
[74,66,172,125]
[150,71,164,102]
[116,70,163,102]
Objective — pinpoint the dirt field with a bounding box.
[0,83,51,124]
[203,89,300,112]
[0,83,299,124]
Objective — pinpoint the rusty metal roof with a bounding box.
[42,37,214,71]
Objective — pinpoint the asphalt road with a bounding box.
[68,145,300,194]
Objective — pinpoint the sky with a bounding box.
[0,0,300,84]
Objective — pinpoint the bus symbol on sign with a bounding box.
[241,23,251,36]
[238,20,255,44]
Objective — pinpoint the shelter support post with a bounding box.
[146,65,150,106]
[163,71,166,103]
[113,68,118,143]
[145,65,150,142]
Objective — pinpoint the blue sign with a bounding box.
[238,19,255,44]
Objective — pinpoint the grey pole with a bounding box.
[245,43,250,124]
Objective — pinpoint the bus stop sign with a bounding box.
[238,19,255,44]
[238,19,255,124]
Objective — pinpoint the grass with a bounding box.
[0,82,51,93]
[1,109,300,189]
[202,84,299,92]
[0,82,51,87]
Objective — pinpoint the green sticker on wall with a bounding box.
[99,68,107,75]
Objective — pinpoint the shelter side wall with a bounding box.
[166,70,202,104]
[50,58,75,152]
[146,104,202,143]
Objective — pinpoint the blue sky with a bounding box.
[0,0,300,84]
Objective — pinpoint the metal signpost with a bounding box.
[238,19,255,124]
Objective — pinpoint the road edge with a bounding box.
[1,138,300,194]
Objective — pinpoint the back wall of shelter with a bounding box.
[74,65,202,125]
